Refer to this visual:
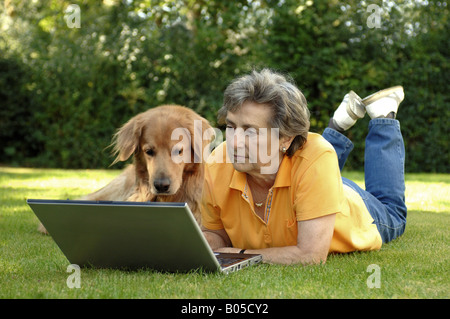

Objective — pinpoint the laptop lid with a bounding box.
[27,199,261,273]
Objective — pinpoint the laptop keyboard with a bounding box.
[216,257,243,267]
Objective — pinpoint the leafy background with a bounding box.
[1,0,448,172]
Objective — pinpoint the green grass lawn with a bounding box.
[0,167,448,299]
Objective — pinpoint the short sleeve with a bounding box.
[200,164,224,230]
[293,150,345,221]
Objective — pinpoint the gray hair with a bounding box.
[218,69,310,156]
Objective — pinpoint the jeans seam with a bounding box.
[369,118,399,126]
[396,125,405,172]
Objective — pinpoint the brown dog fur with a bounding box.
[38,105,212,234]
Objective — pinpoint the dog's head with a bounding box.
[111,105,213,197]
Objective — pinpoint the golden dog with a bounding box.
[38,105,212,234]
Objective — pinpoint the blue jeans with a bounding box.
[322,119,407,243]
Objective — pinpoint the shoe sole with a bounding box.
[362,86,404,105]
[346,91,365,120]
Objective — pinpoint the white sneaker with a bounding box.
[332,90,365,131]
[363,86,404,119]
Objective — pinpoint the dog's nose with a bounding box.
[154,178,171,193]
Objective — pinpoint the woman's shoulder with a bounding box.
[292,132,335,161]
[205,142,235,178]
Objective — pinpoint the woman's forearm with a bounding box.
[214,245,327,265]
[202,230,229,250]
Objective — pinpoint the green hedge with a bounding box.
[1,0,448,172]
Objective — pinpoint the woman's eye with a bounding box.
[247,128,257,135]
[171,148,183,156]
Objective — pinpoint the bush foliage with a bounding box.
[0,0,448,172]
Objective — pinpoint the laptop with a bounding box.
[27,199,262,274]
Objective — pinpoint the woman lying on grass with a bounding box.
[201,69,407,265]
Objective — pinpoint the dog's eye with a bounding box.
[145,149,155,157]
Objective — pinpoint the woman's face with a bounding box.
[225,101,283,175]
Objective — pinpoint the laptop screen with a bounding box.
[28,199,221,271]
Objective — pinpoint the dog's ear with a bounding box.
[111,115,143,165]
[198,117,214,161]
[186,114,213,164]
